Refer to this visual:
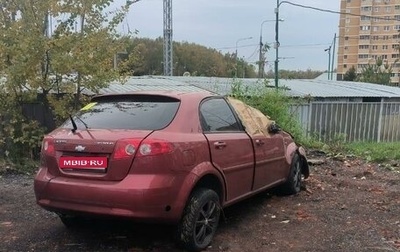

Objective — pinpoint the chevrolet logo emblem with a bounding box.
[75,145,86,152]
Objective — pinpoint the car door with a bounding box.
[251,133,288,191]
[200,98,254,202]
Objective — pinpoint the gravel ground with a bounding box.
[1,154,400,252]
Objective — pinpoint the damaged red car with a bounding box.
[34,91,309,251]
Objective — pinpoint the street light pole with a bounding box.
[325,46,332,80]
[235,36,253,78]
[259,19,282,78]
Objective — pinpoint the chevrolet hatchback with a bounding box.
[34,91,309,251]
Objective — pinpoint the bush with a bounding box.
[0,92,45,165]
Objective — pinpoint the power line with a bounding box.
[279,43,331,48]
[216,43,259,50]
[281,1,400,21]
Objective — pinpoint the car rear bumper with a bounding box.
[34,167,188,223]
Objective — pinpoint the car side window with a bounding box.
[200,98,242,132]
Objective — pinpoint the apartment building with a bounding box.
[337,0,400,83]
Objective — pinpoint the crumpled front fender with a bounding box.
[286,143,310,179]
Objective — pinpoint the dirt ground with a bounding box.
[1,152,400,252]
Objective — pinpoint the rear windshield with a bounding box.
[62,95,180,130]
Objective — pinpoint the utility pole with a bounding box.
[163,0,173,76]
[259,33,263,78]
[274,0,280,88]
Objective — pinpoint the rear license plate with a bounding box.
[59,157,108,169]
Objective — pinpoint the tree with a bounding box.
[0,0,131,162]
[123,38,257,78]
[265,69,323,79]
[0,0,131,106]
[343,66,357,81]
[356,58,392,85]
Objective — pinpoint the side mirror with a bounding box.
[268,123,281,134]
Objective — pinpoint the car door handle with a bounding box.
[213,141,227,149]
[255,139,265,146]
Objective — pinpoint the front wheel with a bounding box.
[177,188,221,251]
[279,153,302,195]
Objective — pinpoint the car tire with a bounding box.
[176,188,221,251]
[279,153,302,195]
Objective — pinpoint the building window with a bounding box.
[360,35,370,40]
[372,45,378,50]
[344,55,348,59]
[395,5,400,10]
[385,6,391,13]
[384,26,390,31]
[359,54,369,59]
[394,25,400,30]
[383,45,388,50]
[360,26,371,31]
[361,6,372,12]
[372,26,379,32]
[374,7,380,12]
[359,45,370,49]
[346,18,351,23]
[361,16,370,21]
[344,46,349,50]
[345,36,349,40]
[344,64,347,68]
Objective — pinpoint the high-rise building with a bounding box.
[337,0,400,84]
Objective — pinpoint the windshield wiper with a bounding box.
[69,114,89,133]
[75,115,89,129]
[69,114,78,133]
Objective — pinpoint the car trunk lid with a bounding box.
[43,128,152,181]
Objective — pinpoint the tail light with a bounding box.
[113,139,141,159]
[42,138,55,155]
[113,138,173,159]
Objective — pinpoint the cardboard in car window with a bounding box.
[227,97,274,137]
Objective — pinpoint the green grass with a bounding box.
[345,142,400,163]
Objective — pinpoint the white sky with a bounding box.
[115,0,340,71]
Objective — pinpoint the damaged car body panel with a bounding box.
[34,91,308,251]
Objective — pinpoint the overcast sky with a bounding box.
[115,0,340,71]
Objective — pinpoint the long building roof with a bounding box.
[91,76,400,98]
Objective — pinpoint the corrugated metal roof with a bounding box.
[277,79,400,98]
[90,76,212,95]
[83,76,400,98]
[169,76,400,98]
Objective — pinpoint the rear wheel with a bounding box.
[279,153,302,195]
[177,188,220,251]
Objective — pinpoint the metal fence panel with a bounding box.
[290,102,400,142]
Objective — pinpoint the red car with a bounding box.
[34,91,309,251]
